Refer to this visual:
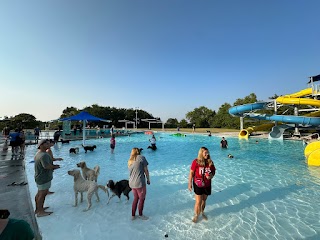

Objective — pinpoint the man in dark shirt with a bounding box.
[220,137,228,148]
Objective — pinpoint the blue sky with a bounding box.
[1,0,319,122]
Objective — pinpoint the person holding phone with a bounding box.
[188,147,216,223]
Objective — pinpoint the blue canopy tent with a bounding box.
[59,111,111,145]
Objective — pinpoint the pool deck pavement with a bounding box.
[0,139,41,239]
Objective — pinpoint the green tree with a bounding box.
[59,105,156,129]
[269,94,280,99]
[211,103,238,128]
[165,118,179,128]
[60,107,80,118]
[233,93,258,106]
[179,119,188,128]
[9,113,40,129]
[186,106,216,128]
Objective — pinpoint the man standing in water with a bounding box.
[34,126,41,143]
[34,139,60,217]
[220,137,228,148]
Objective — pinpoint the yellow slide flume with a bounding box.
[239,123,274,139]
[278,88,320,166]
[238,88,320,139]
[276,88,320,107]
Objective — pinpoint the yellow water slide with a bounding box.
[234,88,320,140]
[279,88,320,166]
[276,88,320,107]
[239,123,274,139]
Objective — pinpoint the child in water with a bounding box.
[110,134,116,153]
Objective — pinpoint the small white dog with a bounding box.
[67,169,109,211]
[76,161,100,182]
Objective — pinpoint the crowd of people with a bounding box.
[1,127,26,156]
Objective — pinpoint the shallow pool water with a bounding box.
[24,133,320,240]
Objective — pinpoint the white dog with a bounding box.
[67,169,109,211]
[76,161,100,182]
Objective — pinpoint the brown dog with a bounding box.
[67,169,108,211]
[76,161,100,182]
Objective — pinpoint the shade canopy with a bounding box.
[59,111,111,145]
[59,111,109,122]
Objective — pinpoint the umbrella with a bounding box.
[59,111,111,145]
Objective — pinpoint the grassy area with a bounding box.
[140,128,240,134]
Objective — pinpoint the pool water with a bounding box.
[24,133,320,240]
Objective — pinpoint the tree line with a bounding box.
[1,92,288,131]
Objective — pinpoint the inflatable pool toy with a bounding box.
[304,141,320,158]
[305,141,320,166]
[144,131,153,135]
[171,133,186,137]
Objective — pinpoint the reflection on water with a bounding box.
[308,166,320,185]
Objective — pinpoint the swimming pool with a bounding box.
[24,133,320,240]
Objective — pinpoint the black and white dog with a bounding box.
[69,147,79,154]
[82,145,97,153]
[106,180,132,204]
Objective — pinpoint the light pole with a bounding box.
[135,107,139,129]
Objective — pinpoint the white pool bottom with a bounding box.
[24,134,320,240]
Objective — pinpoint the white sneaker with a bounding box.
[138,215,149,220]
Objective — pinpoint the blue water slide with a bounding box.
[246,113,320,126]
[229,102,320,139]
[229,102,320,126]
[229,102,268,116]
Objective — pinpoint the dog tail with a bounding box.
[94,166,100,176]
[98,185,109,197]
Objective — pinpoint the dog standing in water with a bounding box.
[76,161,100,182]
[69,147,79,154]
[68,169,108,211]
[82,145,97,153]
[105,180,132,204]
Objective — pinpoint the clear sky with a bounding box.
[1,0,319,122]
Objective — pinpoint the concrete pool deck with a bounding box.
[0,140,41,239]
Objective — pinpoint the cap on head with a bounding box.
[37,139,48,149]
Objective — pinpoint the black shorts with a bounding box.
[9,141,20,147]
[110,144,115,149]
[193,181,211,196]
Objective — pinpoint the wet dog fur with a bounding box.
[69,147,79,154]
[106,179,131,204]
[82,145,96,153]
[76,161,100,182]
[67,169,108,211]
